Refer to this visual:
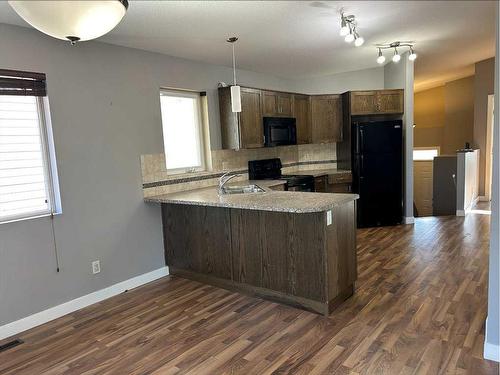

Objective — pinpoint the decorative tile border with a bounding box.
[142,160,337,189]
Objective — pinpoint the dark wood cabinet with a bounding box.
[239,88,264,148]
[350,90,403,115]
[350,91,378,115]
[162,201,357,315]
[314,175,328,192]
[262,91,293,117]
[377,90,404,114]
[293,94,311,144]
[328,173,352,193]
[219,87,264,149]
[311,95,343,143]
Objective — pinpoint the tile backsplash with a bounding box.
[141,143,337,197]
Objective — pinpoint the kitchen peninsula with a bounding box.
[147,186,358,315]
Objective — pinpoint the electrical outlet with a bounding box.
[92,260,101,274]
[326,210,333,226]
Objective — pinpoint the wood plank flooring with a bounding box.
[0,210,498,374]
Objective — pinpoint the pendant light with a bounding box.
[227,37,241,113]
[8,1,128,45]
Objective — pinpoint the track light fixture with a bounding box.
[339,12,363,47]
[375,41,417,64]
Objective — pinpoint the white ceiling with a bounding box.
[0,1,495,91]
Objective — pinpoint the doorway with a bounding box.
[484,94,494,201]
[413,147,440,216]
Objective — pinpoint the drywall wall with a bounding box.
[0,23,295,327]
[414,76,475,155]
[474,58,495,197]
[289,67,385,94]
[414,86,445,148]
[443,76,475,154]
[384,52,415,223]
[456,150,480,215]
[485,3,499,362]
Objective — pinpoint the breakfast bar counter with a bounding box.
[148,186,358,315]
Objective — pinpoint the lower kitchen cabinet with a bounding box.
[161,201,357,315]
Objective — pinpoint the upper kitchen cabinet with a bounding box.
[311,95,343,143]
[350,90,404,115]
[219,87,264,149]
[293,94,311,144]
[377,90,404,114]
[262,91,293,117]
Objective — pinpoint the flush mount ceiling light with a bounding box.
[8,0,128,45]
[227,37,241,113]
[339,12,363,47]
[375,41,417,64]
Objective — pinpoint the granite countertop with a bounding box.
[145,183,358,213]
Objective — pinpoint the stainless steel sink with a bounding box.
[219,184,265,195]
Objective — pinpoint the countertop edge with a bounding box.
[145,192,359,214]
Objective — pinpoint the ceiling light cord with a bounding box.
[231,42,237,86]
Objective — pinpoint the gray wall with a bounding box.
[0,23,293,326]
[289,67,384,94]
[0,23,385,326]
[485,2,499,358]
[384,53,415,222]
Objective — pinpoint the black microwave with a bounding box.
[263,117,297,147]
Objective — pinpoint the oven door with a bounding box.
[287,183,314,192]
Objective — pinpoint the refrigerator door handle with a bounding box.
[359,128,364,154]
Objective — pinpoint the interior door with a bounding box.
[414,161,433,216]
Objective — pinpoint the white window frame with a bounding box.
[159,89,206,175]
[0,96,61,224]
[413,146,440,161]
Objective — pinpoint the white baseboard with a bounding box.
[0,266,169,341]
[456,210,466,216]
[484,317,500,362]
[403,216,415,224]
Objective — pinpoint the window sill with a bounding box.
[0,211,62,226]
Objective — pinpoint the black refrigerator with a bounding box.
[352,120,403,227]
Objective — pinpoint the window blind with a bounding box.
[0,69,47,97]
[0,95,52,221]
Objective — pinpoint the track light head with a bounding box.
[353,30,364,46]
[376,48,385,64]
[408,47,417,61]
[392,48,401,62]
[340,15,349,36]
[345,31,355,43]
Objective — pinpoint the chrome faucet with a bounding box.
[218,172,241,195]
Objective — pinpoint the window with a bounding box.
[413,147,440,161]
[159,89,206,173]
[0,69,60,223]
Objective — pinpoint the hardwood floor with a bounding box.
[0,211,497,374]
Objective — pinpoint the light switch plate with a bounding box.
[326,210,332,226]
